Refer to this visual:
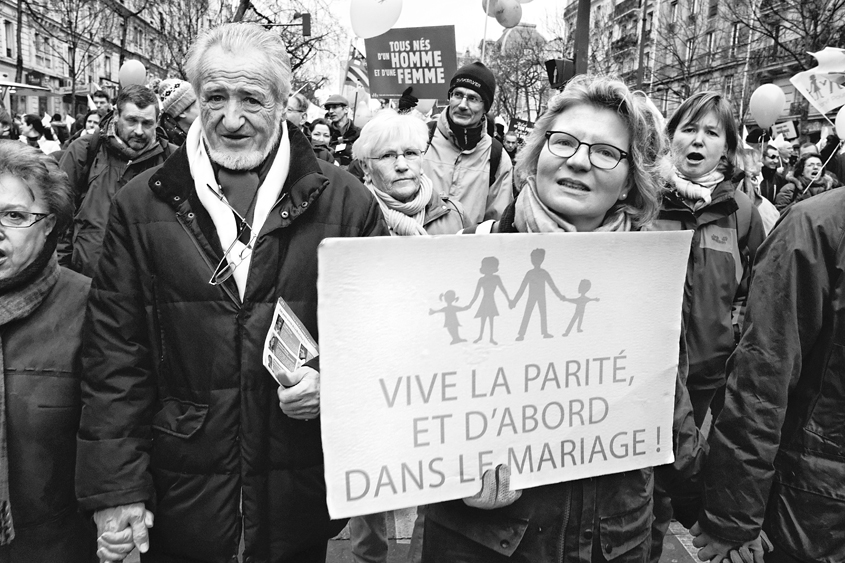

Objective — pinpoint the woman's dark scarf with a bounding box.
[0,237,60,545]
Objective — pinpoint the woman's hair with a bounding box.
[352,109,428,160]
[793,153,823,181]
[23,114,54,140]
[515,74,668,229]
[0,140,74,233]
[309,117,329,130]
[667,91,739,177]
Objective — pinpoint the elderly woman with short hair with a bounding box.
[354,110,467,236]
[0,141,95,561]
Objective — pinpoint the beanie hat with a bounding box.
[160,79,197,119]
[449,61,495,111]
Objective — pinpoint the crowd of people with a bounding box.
[0,20,843,563]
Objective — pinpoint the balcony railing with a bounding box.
[614,0,640,18]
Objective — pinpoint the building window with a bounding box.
[708,0,719,18]
[706,32,715,65]
[35,33,51,69]
[3,21,13,58]
[104,55,112,80]
[686,38,695,68]
[725,75,734,97]
[690,0,699,15]
[729,23,740,57]
[645,11,653,36]
[670,1,679,21]
[661,90,670,114]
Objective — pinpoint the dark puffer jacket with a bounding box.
[774,172,838,212]
[701,188,845,563]
[58,114,175,277]
[423,202,707,563]
[75,125,388,562]
[2,267,95,562]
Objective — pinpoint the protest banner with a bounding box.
[508,118,535,140]
[772,120,797,139]
[318,232,693,519]
[364,25,458,100]
[790,47,845,115]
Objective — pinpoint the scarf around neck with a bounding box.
[186,119,290,300]
[446,110,484,152]
[514,177,632,233]
[105,119,157,161]
[365,174,433,236]
[670,166,724,211]
[0,253,61,545]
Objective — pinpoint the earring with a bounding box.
[620,193,627,200]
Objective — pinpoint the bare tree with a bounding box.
[153,0,229,79]
[239,0,344,97]
[22,0,116,106]
[487,26,550,123]
[723,0,845,134]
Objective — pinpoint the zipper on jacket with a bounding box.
[557,486,572,563]
[176,213,240,306]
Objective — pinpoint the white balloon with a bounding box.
[836,105,845,139]
[495,0,522,28]
[350,0,403,39]
[416,99,436,114]
[481,0,499,16]
[748,84,785,129]
[118,60,147,88]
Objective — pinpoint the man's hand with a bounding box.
[277,367,320,420]
[690,522,767,563]
[93,503,153,562]
[463,464,522,510]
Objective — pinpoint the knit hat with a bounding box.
[160,79,197,119]
[449,61,496,111]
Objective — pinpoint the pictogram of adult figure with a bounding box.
[509,248,564,340]
[561,279,600,336]
[466,256,511,345]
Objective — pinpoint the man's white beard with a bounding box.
[207,121,282,171]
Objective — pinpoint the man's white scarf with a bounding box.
[186,120,290,299]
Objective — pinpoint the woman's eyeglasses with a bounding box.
[544,131,630,170]
[367,149,423,163]
[0,210,52,228]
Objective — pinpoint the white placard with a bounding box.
[318,231,692,519]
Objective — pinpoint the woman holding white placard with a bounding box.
[421,75,706,563]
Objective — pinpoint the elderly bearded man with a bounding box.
[75,23,388,563]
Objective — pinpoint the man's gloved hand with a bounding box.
[94,502,153,562]
[463,464,522,510]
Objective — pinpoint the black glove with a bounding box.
[398,87,418,112]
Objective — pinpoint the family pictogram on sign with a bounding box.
[429,249,600,345]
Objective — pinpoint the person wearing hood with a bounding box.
[58,85,175,276]
[422,61,513,225]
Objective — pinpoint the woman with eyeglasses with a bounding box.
[774,153,836,213]
[421,75,706,563]
[0,141,96,561]
[353,110,467,236]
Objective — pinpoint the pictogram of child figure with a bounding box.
[561,279,600,336]
[429,290,466,344]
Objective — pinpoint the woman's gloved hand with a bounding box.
[463,464,522,510]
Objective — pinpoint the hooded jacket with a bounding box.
[75,124,388,562]
[58,113,176,277]
[422,109,513,225]
[700,188,845,562]
[774,171,838,212]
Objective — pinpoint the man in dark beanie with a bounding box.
[423,60,512,224]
